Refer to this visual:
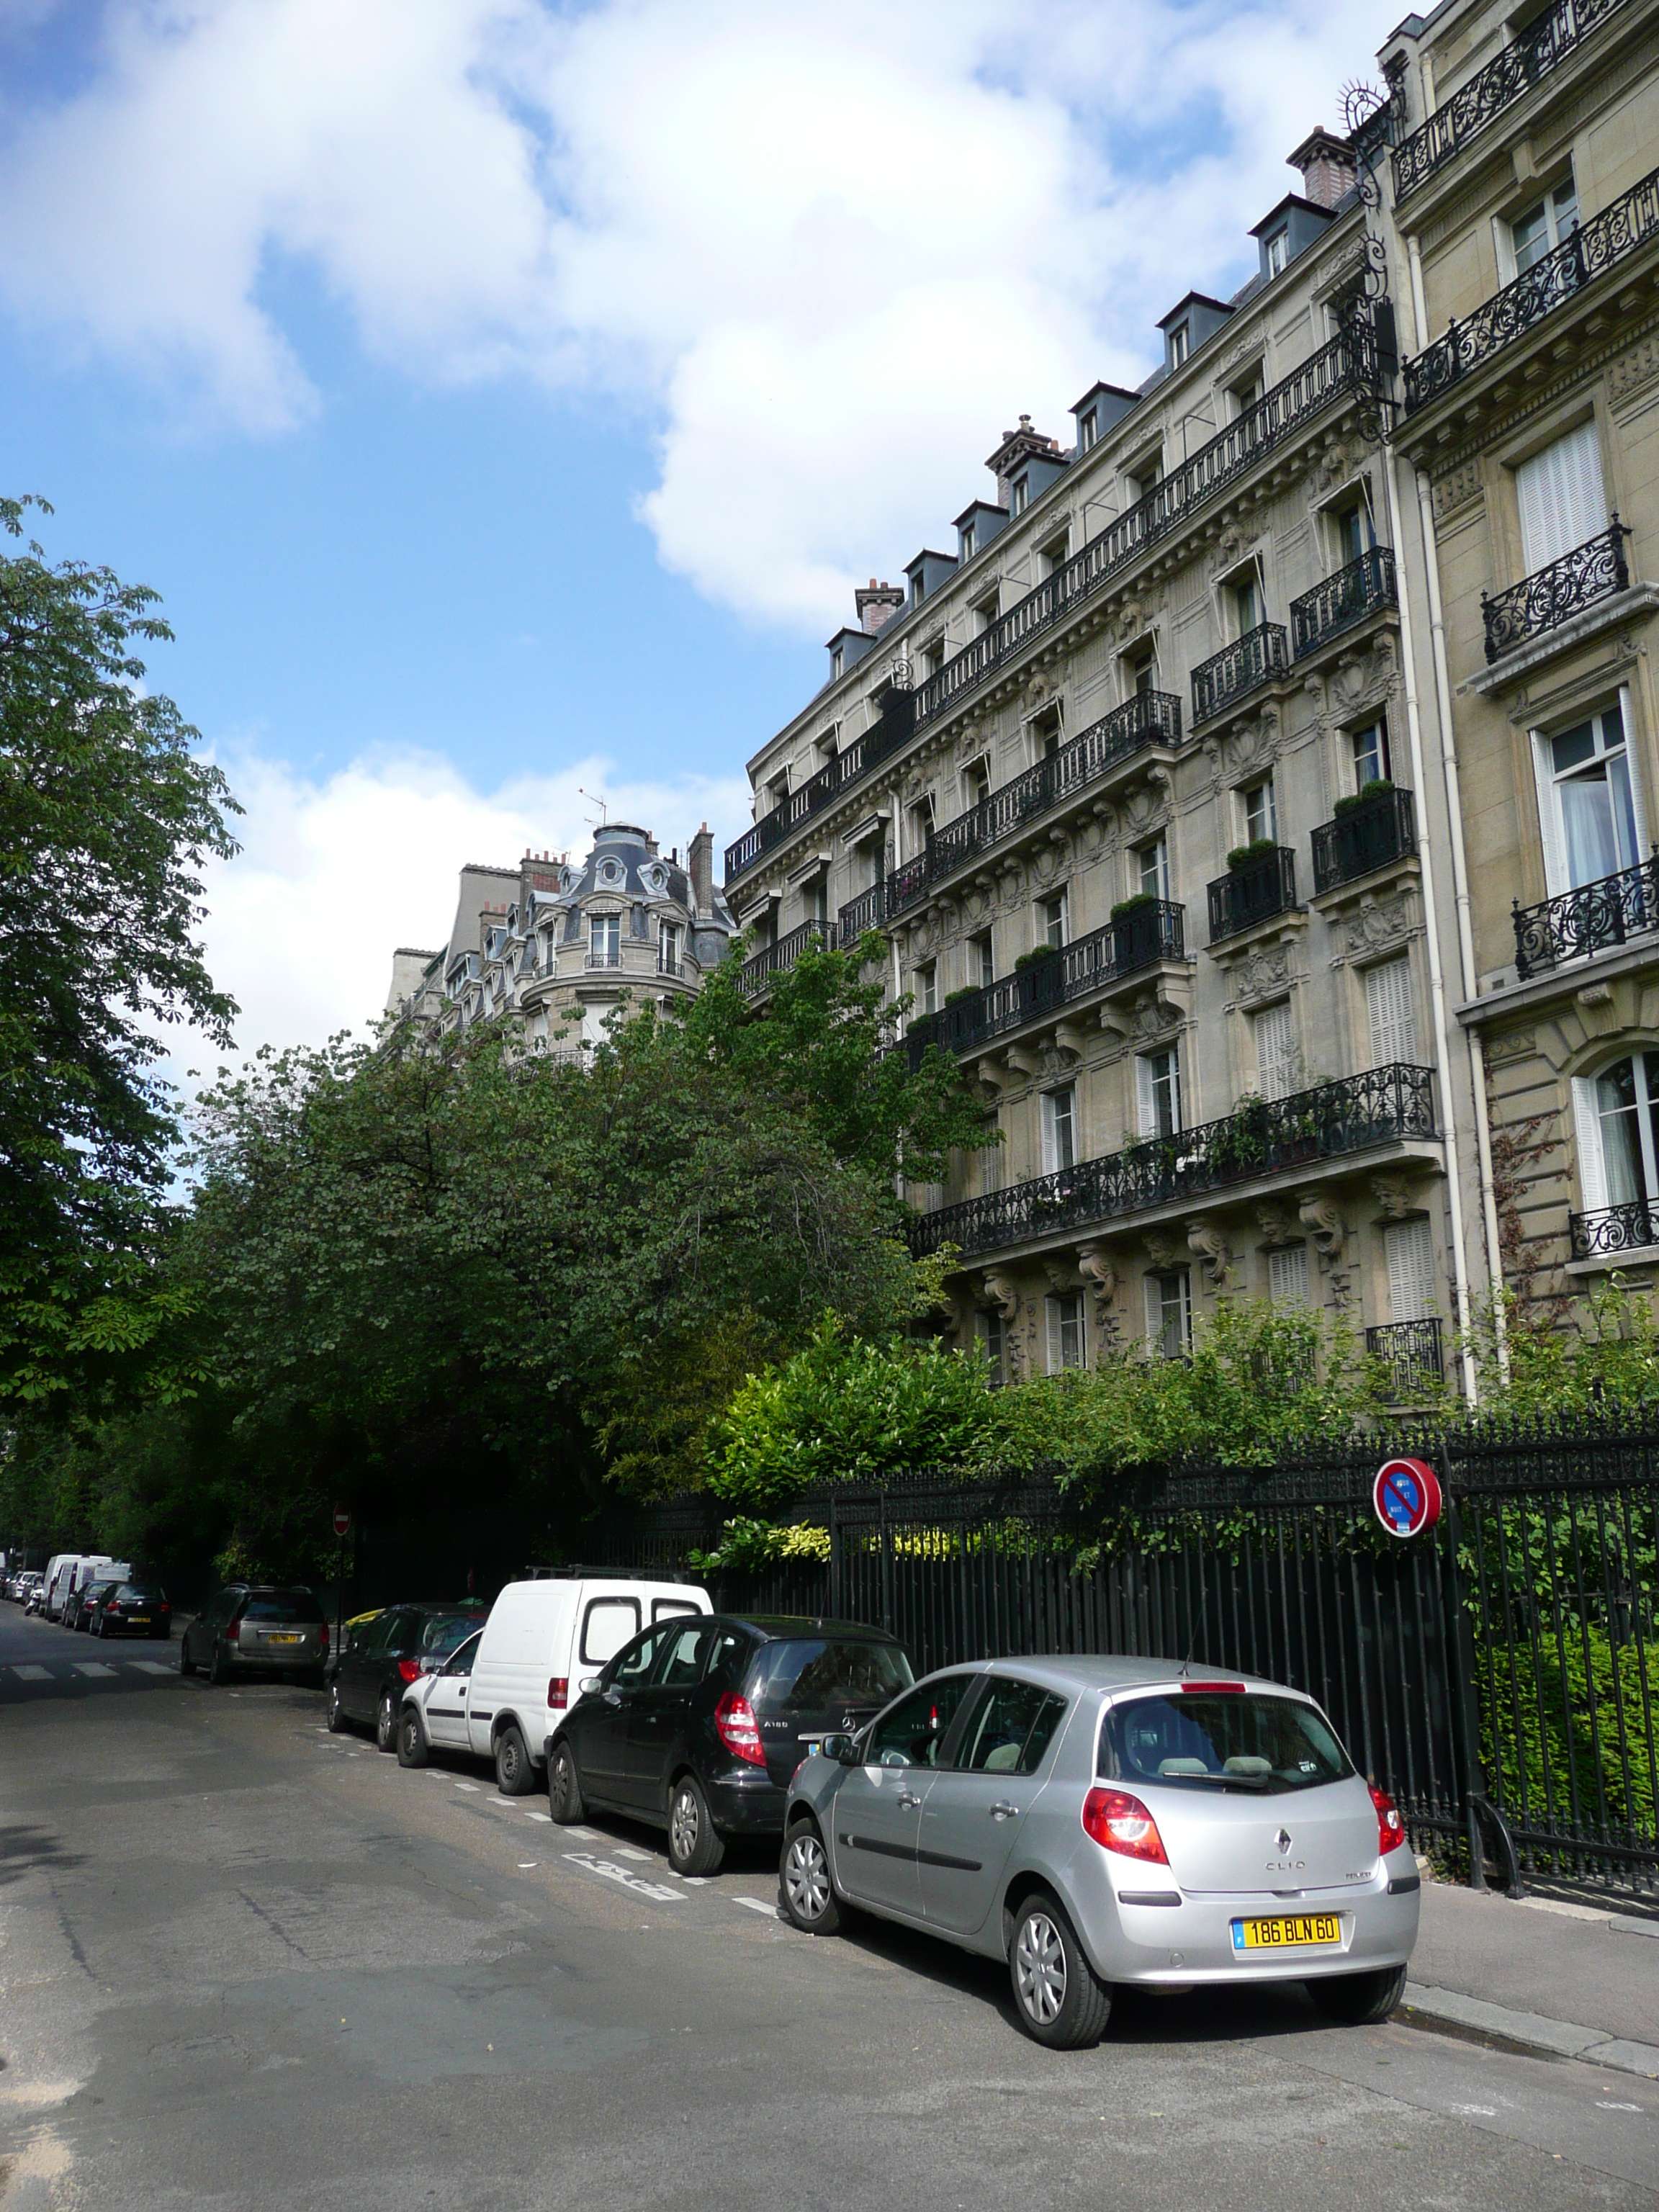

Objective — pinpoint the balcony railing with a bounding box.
[863,691,1183,933]
[837,882,889,943]
[1512,853,1659,978]
[1366,1318,1444,1401]
[724,687,915,882]
[1192,623,1289,724]
[737,917,835,998]
[1570,1198,1659,1259]
[1208,848,1299,944]
[1483,519,1630,662]
[1291,549,1398,658]
[1393,0,1629,203]
[907,1062,1437,1259]
[1311,786,1418,894]
[904,903,1184,1066]
[910,318,1382,732]
[1405,166,1659,413]
[657,953,684,978]
[585,948,623,969]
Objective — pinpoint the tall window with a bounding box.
[1533,701,1640,894]
[1169,323,1190,368]
[1264,228,1289,279]
[964,756,992,809]
[1254,1000,1298,1101]
[1146,1269,1192,1358]
[1128,646,1157,694]
[1232,570,1262,636]
[1136,1046,1181,1138]
[1042,1084,1076,1173]
[1366,956,1417,1067]
[978,1309,1006,1386]
[1048,1291,1087,1372]
[969,931,994,990]
[1268,1244,1308,1307]
[1041,889,1069,949]
[658,920,680,974]
[804,874,829,925]
[1573,1053,1659,1218]
[1352,717,1390,789]
[1384,1217,1437,1323]
[1136,835,1169,901]
[1244,777,1277,845]
[1515,418,1604,572]
[1334,498,1369,566]
[1011,478,1029,517]
[1511,171,1578,276]
[916,961,938,1016]
[590,913,621,966]
[1079,410,1098,452]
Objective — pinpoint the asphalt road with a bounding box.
[1,1604,1656,2211]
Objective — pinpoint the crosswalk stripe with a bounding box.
[10,1665,51,1681]
[73,1662,116,1677]
[127,1660,175,1676]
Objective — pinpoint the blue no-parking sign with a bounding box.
[1372,1456,1443,1539]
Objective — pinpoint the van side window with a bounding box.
[581,1596,642,1665]
[652,1598,700,1624]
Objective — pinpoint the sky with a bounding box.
[1,0,1406,1070]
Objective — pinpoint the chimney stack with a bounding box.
[855,578,905,637]
[1287,127,1358,212]
[689,822,714,915]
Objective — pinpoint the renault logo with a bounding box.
[1275,1827,1293,1853]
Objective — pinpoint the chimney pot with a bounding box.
[688,824,714,916]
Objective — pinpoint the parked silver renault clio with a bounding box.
[778,1655,1420,2049]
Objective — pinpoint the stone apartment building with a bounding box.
[721,119,1477,1395]
[1384,0,1659,1310]
[385,820,735,1052]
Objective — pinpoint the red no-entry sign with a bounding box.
[1373,1457,1442,1539]
[333,1506,351,1540]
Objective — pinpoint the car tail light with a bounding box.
[396,1659,421,1683]
[714,1691,766,1766]
[1180,1681,1246,1694]
[227,1618,240,1643]
[1082,1786,1169,1863]
[317,1621,328,1649]
[1371,1784,1406,1856]
[548,1677,568,1710]
[104,1599,120,1612]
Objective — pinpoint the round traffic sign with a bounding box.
[1373,1457,1442,1539]
[333,1506,351,1540]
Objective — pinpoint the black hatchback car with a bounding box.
[89,1580,172,1639]
[547,1614,912,1876]
[327,1602,487,1750]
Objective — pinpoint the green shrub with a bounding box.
[1333,777,1394,819]
[1014,946,1061,971]
[1226,837,1279,871]
[1110,893,1158,919]
[943,985,982,1007]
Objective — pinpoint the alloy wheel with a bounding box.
[670,1785,699,1862]
[783,1831,830,1922]
[1015,1910,1066,2026]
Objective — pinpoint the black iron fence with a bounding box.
[595,1418,1659,1895]
[1483,520,1630,662]
[1291,549,1398,659]
[1512,851,1659,977]
[1208,846,1299,943]
[1570,1198,1659,1259]
[1312,786,1418,894]
[737,917,833,997]
[1192,622,1289,725]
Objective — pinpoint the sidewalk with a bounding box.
[1405,1874,1659,2080]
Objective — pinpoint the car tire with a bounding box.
[325,1681,347,1734]
[495,1724,534,1797]
[1008,1892,1112,2050]
[179,1636,197,1678]
[779,1818,842,1936]
[208,1640,232,1686]
[397,1705,429,1768]
[667,1774,725,1878]
[549,1740,585,1824]
[1305,1961,1408,2026]
[375,1691,398,1753]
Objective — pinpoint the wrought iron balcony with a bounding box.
[864,691,1183,933]
[1192,623,1289,724]
[1570,1198,1659,1259]
[1365,1318,1444,1401]
[1512,853,1659,978]
[907,1062,1437,1260]
[1311,786,1418,894]
[657,953,684,978]
[837,882,889,943]
[724,686,915,883]
[910,318,1383,732]
[1393,0,1628,203]
[736,917,835,998]
[904,903,1184,1066]
[1291,549,1398,658]
[1208,848,1299,945]
[585,949,623,969]
[1405,166,1659,413]
[1483,520,1630,662]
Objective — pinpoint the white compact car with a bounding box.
[395,1575,710,1791]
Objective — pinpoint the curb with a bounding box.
[1403,1982,1659,2080]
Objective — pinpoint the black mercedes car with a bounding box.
[89,1580,172,1638]
[327,1601,487,1750]
[547,1614,912,1876]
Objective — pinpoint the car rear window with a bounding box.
[745,1637,913,1714]
[115,1585,165,1603]
[419,1613,483,1658]
[1100,1693,1352,1795]
[241,1591,325,1624]
[581,1597,642,1664]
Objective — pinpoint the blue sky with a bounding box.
[1,0,1403,1058]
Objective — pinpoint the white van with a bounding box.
[464,1575,710,1794]
[45,1554,112,1622]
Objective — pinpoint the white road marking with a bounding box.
[567,1826,604,1841]
[678,1875,711,1887]
[613,1845,653,1863]
[73,1663,116,1678]
[127,1660,175,1676]
[522,1811,552,1823]
[454,1782,481,1793]
[562,1853,683,1905]
[517,1862,539,1869]
[482,1797,517,1812]
[1599,2102,1642,2113]
[732,1896,783,1920]
[10,1665,50,1681]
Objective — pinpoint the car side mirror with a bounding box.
[822,1733,862,1767]
[578,1676,600,1696]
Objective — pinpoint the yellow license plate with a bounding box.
[1231,1913,1341,1952]
[267,1632,302,1645]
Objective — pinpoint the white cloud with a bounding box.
[0,0,1402,626]
[180,744,748,1071]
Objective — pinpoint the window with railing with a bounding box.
[1209,848,1298,943]
[1483,521,1630,661]
[588,914,621,968]
[1311,786,1417,894]
[1291,548,1398,657]
[904,904,1184,1064]
[1192,622,1289,722]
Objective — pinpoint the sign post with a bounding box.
[332,1506,351,1673]
[1372,1456,1442,1540]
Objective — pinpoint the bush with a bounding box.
[1014,946,1061,971]
[1110,893,1158,919]
[1226,837,1279,871]
[1333,777,1394,818]
[943,985,982,1007]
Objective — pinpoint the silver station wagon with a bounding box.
[778,1655,1420,2048]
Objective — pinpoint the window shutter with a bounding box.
[1384,1218,1437,1323]
[1268,1244,1308,1306]
[1167,1046,1182,1133]
[1571,1074,1610,1214]
[1515,421,1605,571]
[1530,729,1569,896]
[1364,957,1418,1068]
[1255,1001,1298,1100]
[1136,1054,1156,1137]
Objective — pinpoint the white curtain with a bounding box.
[1516,421,1605,571]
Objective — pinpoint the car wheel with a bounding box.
[179,1636,197,1679]
[666,1774,725,1878]
[325,1681,347,1734]
[1008,1892,1112,2050]
[397,1705,429,1768]
[375,1691,398,1753]
[208,1640,232,1686]
[779,1819,842,1936]
[549,1741,585,1823]
[495,1724,534,1797]
[1305,1962,1408,2026]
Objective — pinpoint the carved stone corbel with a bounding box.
[1004,1043,1040,1082]
[1298,1190,1346,1260]
[1053,1019,1089,1061]
[1187,1219,1233,1290]
[1144,1231,1184,1272]
[1076,1242,1118,1323]
[980,1271,1020,1321]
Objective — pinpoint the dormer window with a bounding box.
[1011,477,1029,517]
[1169,322,1190,369]
[830,645,844,680]
[961,522,976,560]
[912,570,927,606]
[1264,228,1289,279]
[1079,409,1098,452]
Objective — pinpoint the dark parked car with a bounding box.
[180,1584,330,1684]
[328,1603,487,1750]
[547,1614,913,1876]
[67,1578,121,1632]
[89,1581,172,1640]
